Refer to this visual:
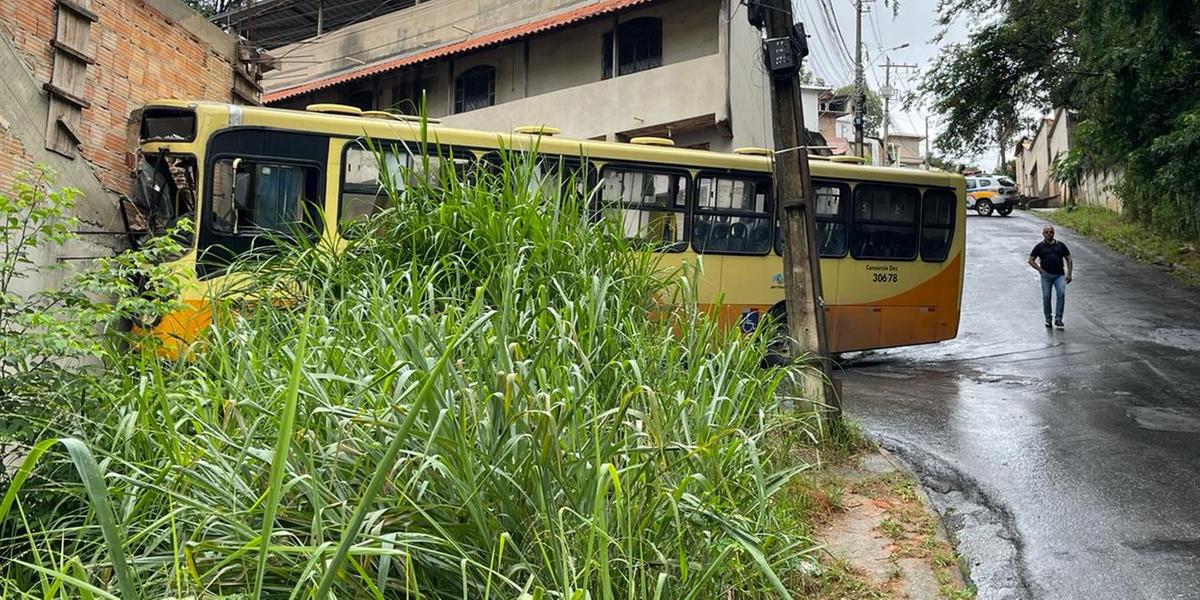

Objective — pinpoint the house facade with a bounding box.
[256,0,824,152]
[885,132,924,168]
[1013,108,1121,210]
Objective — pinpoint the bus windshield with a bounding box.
[133,151,198,237]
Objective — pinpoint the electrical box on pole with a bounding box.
[746,0,839,419]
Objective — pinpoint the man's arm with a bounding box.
[1065,255,1073,283]
[1028,254,1042,272]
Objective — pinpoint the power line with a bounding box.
[818,0,855,64]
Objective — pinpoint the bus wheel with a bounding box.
[975,199,994,216]
[763,305,792,367]
[998,205,1013,216]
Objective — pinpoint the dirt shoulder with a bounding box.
[791,448,973,599]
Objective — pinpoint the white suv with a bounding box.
[965,175,1019,216]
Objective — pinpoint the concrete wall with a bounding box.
[0,0,248,293]
[1017,109,1124,210]
[1075,167,1123,213]
[442,53,726,139]
[261,0,584,92]
[726,7,769,149]
[1048,109,1072,201]
[1029,117,1054,199]
[1014,139,1032,196]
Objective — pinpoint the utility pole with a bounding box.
[924,114,931,169]
[853,0,865,158]
[747,0,838,417]
[880,56,917,166]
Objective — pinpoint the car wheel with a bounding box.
[976,199,994,216]
[998,205,1013,216]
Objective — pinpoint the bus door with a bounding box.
[692,173,776,330]
[199,129,328,278]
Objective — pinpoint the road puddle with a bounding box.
[1126,406,1200,432]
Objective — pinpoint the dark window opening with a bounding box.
[391,78,427,114]
[602,17,663,79]
[693,175,772,255]
[599,167,688,251]
[454,66,495,113]
[849,184,920,260]
[210,159,321,237]
[347,89,375,111]
[921,189,956,262]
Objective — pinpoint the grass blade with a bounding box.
[253,310,312,598]
[59,437,141,600]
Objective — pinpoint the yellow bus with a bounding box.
[131,100,964,354]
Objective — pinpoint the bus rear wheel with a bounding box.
[975,199,994,216]
[763,305,792,367]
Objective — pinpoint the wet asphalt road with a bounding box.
[840,210,1200,599]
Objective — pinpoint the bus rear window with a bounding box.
[140,108,196,142]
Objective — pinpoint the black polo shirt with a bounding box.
[1031,240,1071,275]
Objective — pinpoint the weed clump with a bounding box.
[1,150,825,598]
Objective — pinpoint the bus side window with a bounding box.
[849,184,919,260]
[693,175,772,255]
[340,141,475,233]
[341,143,408,228]
[813,182,850,257]
[211,158,320,236]
[599,168,688,251]
[921,189,956,261]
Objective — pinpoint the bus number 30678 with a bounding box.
[872,273,898,283]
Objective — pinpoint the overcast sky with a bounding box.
[791,0,979,163]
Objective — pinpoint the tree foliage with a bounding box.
[925,0,1200,237]
[181,0,242,17]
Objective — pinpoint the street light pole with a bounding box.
[878,47,915,167]
[882,56,891,165]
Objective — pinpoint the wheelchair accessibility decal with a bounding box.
[738,308,761,334]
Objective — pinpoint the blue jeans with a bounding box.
[1040,272,1066,321]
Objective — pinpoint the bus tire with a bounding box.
[997,205,1013,216]
[763,304,791,367]
[975,199,994,216]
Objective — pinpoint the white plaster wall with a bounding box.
[442,54,726,139]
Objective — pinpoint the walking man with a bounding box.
[1028,224,1073,328]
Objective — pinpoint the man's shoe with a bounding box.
[1045,320,1053,328]
[1055,319,1064,329]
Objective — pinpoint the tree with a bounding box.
[182,0,243,17]
[923,0,1200,237]
[919,0,1077,161]
[834,85,884,138]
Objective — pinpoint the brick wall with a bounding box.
[0,122,38,193]
[0,0,239,195]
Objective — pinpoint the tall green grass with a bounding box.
[0,146,825,598]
